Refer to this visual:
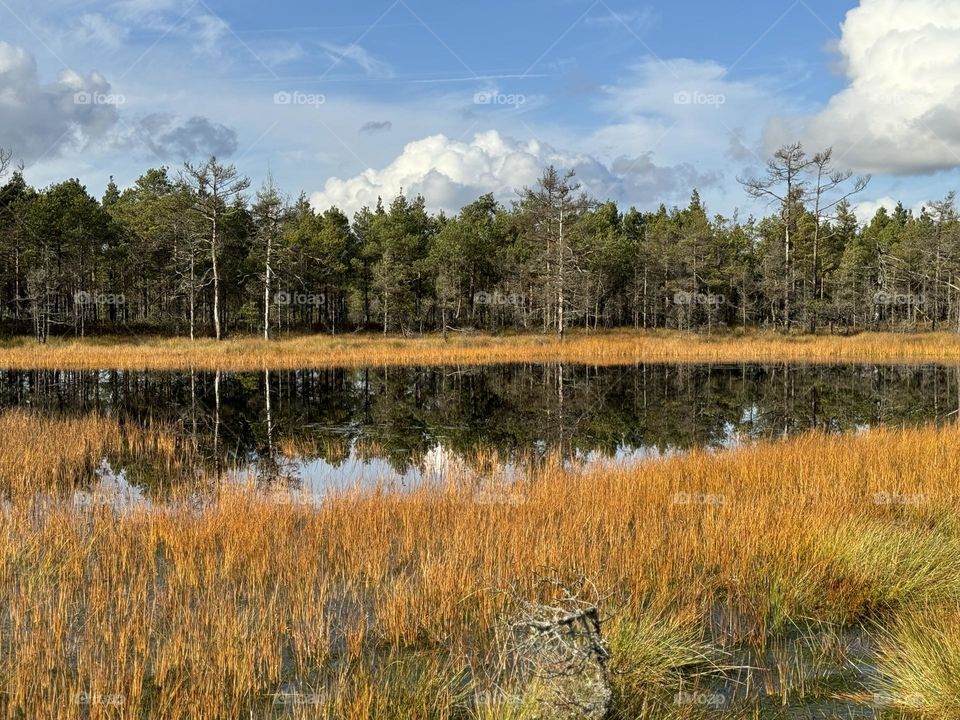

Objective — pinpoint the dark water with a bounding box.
[3,362,960,496]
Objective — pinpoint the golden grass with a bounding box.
[2,411,960,717]
[0,410,189,501]
[4,330,960,370]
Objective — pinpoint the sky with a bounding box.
[2,0,960,223]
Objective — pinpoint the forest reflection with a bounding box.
[3,363,959,494]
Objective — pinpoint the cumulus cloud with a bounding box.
[0,41,120,163]
[769,0,960,175]
[134,114,239,161]
[609,153,721,201]
[310,130,718,216]
[854,196,938,224]
[853,196,901,224]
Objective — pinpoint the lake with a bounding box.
[3,362,958,496]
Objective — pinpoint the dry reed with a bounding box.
[0,410,189,501]
[1,410,959,717]
[3,330,960,370]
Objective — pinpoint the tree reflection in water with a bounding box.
[2,363,958,496]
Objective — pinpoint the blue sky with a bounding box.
[2,0,960,221]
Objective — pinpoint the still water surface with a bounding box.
[3,362,958,494]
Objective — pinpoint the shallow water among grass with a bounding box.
[0,363,957,718]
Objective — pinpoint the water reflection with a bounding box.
[2,363,958,493]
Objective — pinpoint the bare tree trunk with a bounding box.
[214,369,222,477]
[211,211,221,341]
[557,206,565,339]
[263,233,272,340]
[784,183,792,331]
[189,252,196,341]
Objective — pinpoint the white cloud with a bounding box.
[76,14,128,49]
[110,0,231,56]
[113,0,183,20]
[854,195,947,224]
[0,39,239,170]
[309,130,718,216]
[317,42,394,79]
[0,41,119,164]
[258,42,307,67]
[113,0,194,29]
[769,0,960,175]
[192,14,230,55]
[577,57,797,199]
[853,196,900,224]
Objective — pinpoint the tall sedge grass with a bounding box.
[2,410,960,716]
[0,410,189,501]
[4,330,960,370]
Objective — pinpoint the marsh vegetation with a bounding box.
[1,356,959,717]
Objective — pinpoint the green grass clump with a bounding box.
[820,520,960,621]
[606,612,723,719]
[874,605,960,717]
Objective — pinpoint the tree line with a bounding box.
[2,142,960,341]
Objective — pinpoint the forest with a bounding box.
[2,141,959,340]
